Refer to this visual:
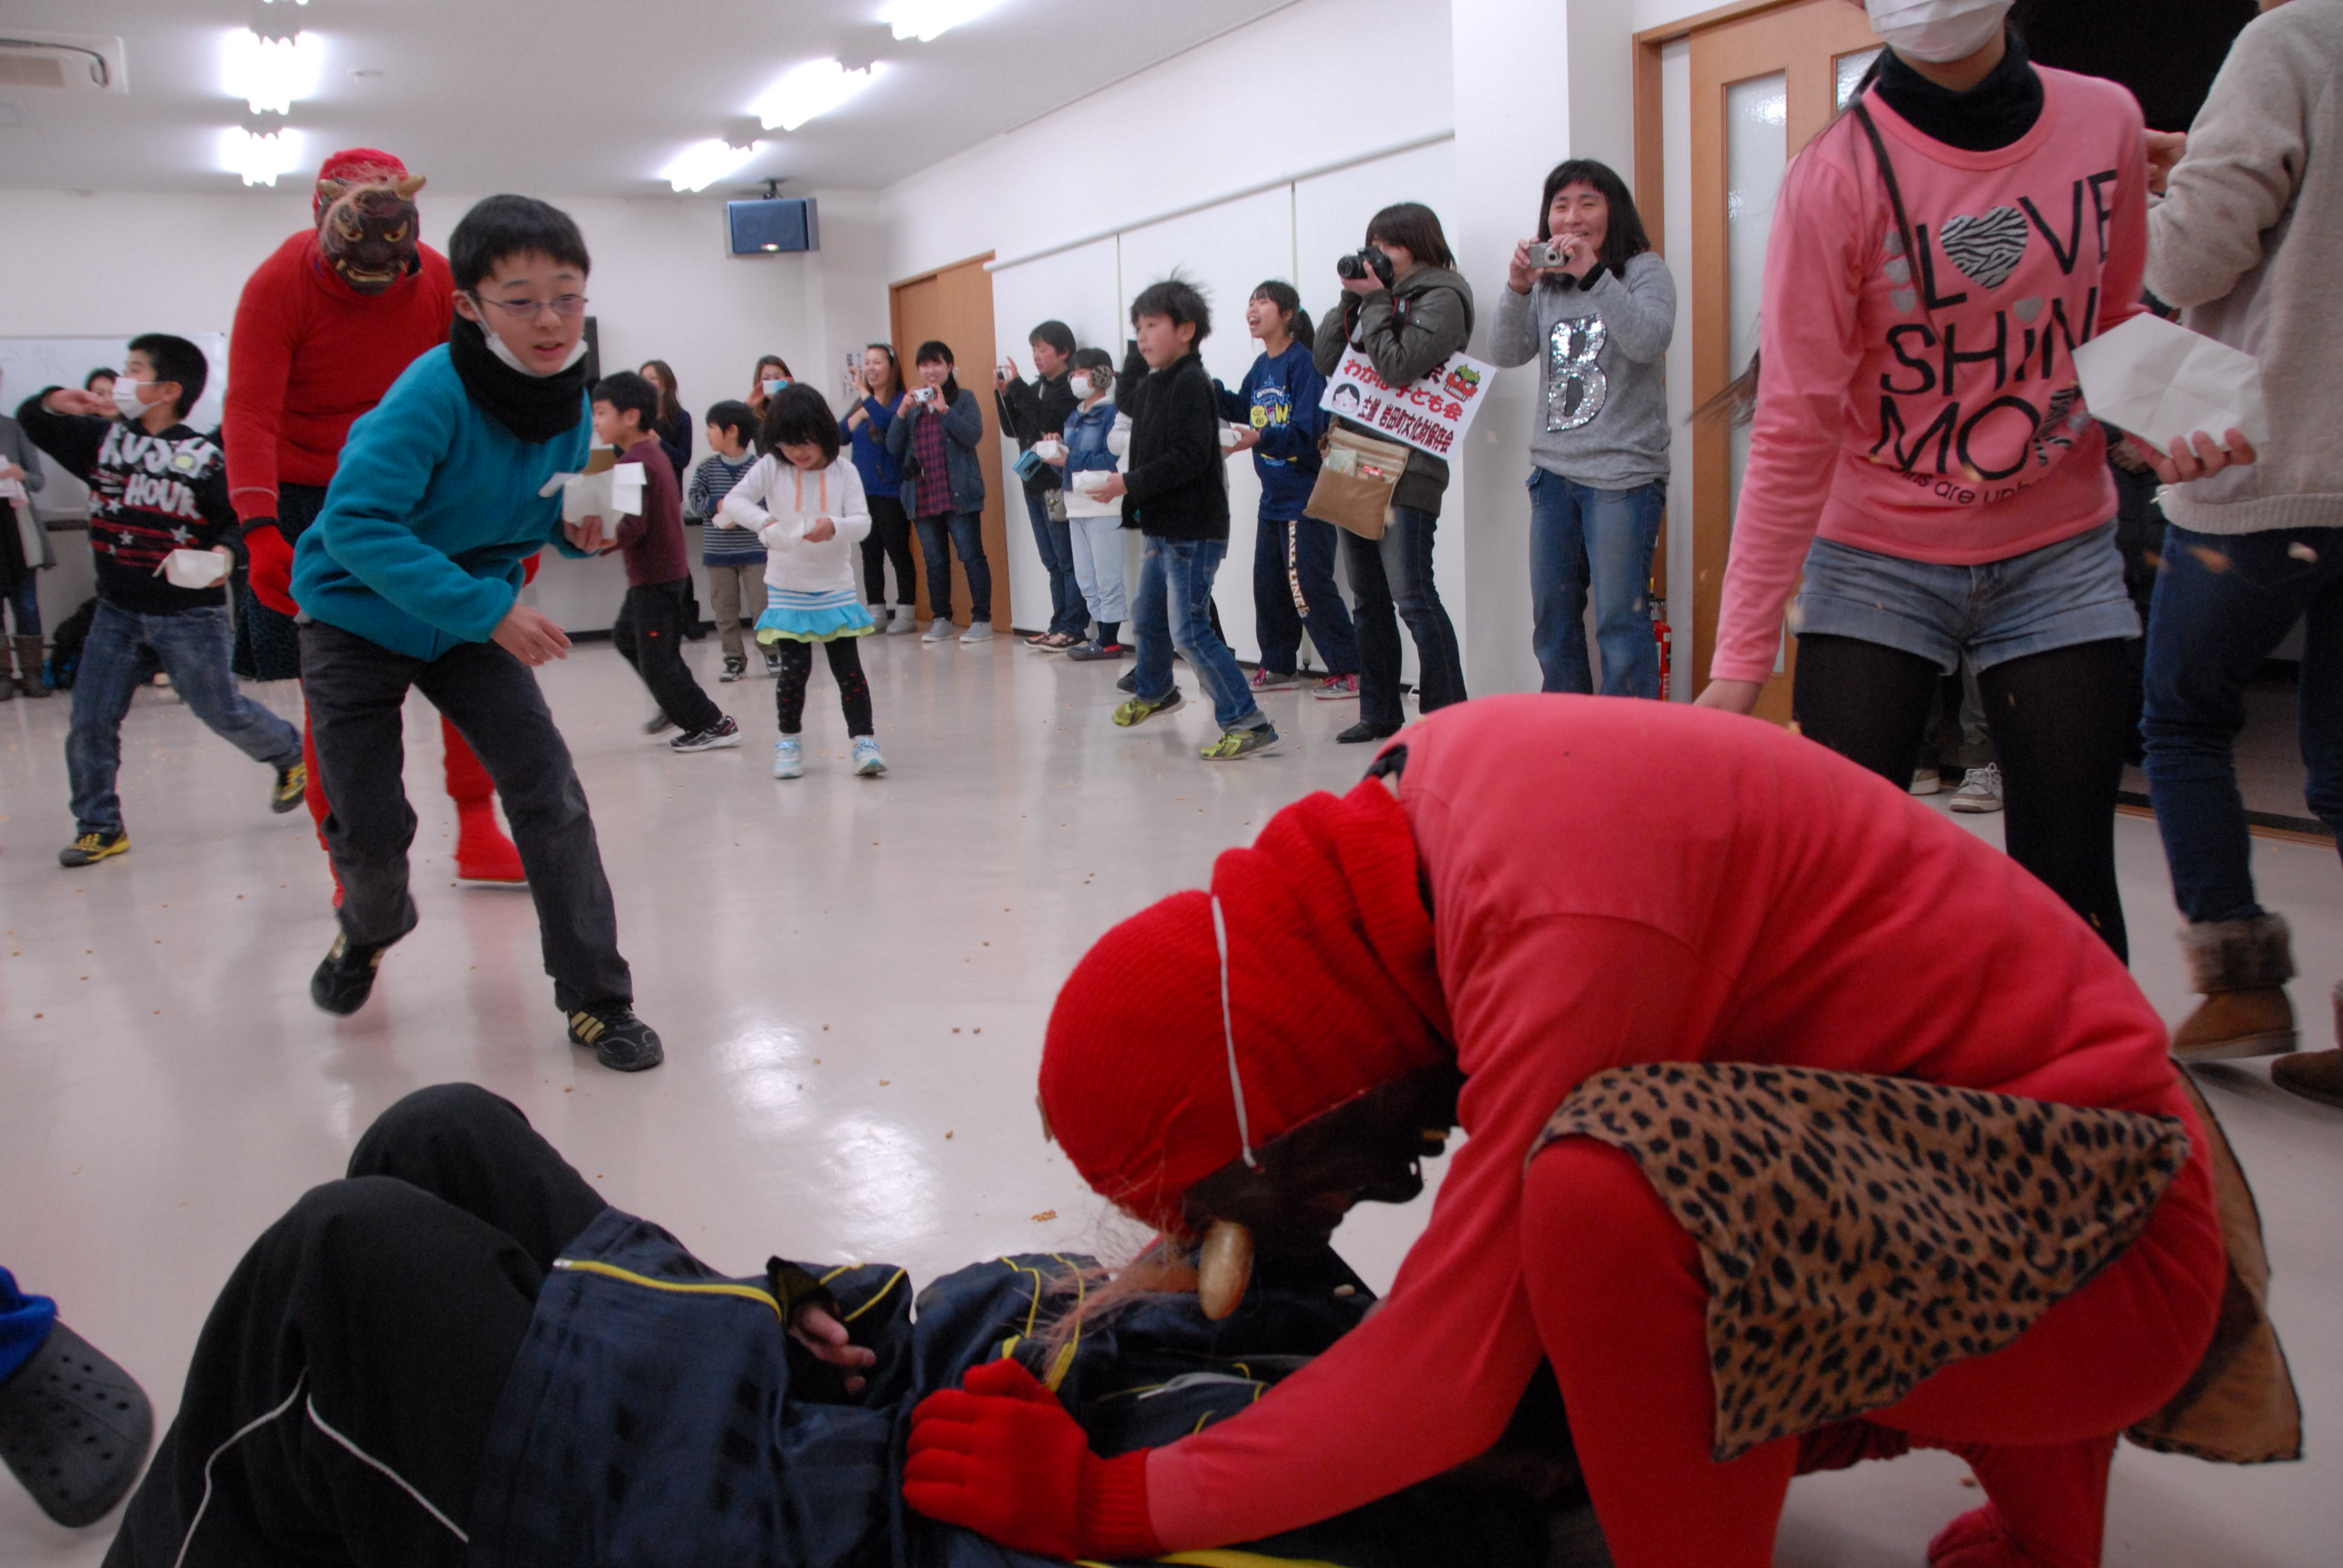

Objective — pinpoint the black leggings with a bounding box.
[104,1086,606,1568]
[1792,634,2133,962]
[860,494,916,606]
[773,636,873,737]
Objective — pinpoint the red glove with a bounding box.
[247,525,298,616]
[904,1357,1161,1561]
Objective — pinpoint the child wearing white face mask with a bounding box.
[1050,348,1133,662]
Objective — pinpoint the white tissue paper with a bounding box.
[538,462,649,544]
[161,548,229,589]
[2072,314,2267,454]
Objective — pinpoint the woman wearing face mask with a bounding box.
[1491,160,1675,698]
[1694,0,2203,966]
[747,354,793,433]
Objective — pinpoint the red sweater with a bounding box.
[1144,695,2215,1547]
[224,231,454,524]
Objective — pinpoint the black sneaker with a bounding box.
[0,1321,154,1528]
[1336,720,1402,745]
[57,831,129,869]
[270,762,307,814]
[670,716,742,752]
[310,931,397,1016]
[719,656,747,683]
[643,712,675,736]
[568,1005,665,1071]
[1115,669,1138,693]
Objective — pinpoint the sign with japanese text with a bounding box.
[1319,348,1497,459]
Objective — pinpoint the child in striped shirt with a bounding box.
[688,400,772,681]
[716,384,885,779]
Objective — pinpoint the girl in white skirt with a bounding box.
[718,384,885,779]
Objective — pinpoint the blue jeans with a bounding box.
[1023,488,1085,636]
[1253,514,1358,677]
[1528,470,1665,697]
[914,509,993,623]
[2142,521,2343,924]
[1134,537,1262,732]
[68,601,303,835]
[4,577,39,636]
[1343,505,1466,730]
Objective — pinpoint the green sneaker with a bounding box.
[57,831,130,868]
[1111,687,1184,727]
[1201,724,1281,762]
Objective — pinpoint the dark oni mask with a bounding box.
[317,175,425,296]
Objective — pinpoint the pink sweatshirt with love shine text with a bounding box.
[1709,70,2146,687]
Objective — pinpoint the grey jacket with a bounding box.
[0,412,53,572]
[1489,252,1675,491]
[883,387,988,517]
[1315,265,1476,515]
[2145,0,2343,534]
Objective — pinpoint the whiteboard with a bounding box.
[0,333,231,518]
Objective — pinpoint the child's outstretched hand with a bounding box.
[790,1302,877,1396]
[493,604,572,666]
[805,515,837,543]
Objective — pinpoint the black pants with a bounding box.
[1343,504,1468,731]
[773,636,873,737]
[299,620,633,1011]
[105,1086,607,1568]
[615,576,723,734]
[859,494,917,606]
[1793,633,2134,961]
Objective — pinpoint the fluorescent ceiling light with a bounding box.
[752,58,883,132]
[221,28,323,115]
[219,126,306,186]
[661,139,758,194]
[882,0,1009,44]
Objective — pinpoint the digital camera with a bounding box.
[1335,247,1395,288]
[1526,240,1568,269]
[913,385,937,404]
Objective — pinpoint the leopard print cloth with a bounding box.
[1536,1062,2191,1462]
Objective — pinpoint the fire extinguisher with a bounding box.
[1652,592,1673,702]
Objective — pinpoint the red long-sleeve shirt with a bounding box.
[223,230,454,524]
[1144,695,2211,1548]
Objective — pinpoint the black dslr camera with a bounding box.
[1335,247,1395,288]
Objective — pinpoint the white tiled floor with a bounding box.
[1,634,2335,1564]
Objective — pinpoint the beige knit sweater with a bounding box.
[2145,0,2343,534]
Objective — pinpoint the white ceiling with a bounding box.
[0,0,1299,197]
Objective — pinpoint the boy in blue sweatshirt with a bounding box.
[1214,281,1358,698]
[291,195,662,1071]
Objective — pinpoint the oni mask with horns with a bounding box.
[313,153,426,296]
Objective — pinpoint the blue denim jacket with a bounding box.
[1060,398,1119,478]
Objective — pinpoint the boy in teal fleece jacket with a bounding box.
[292,194,663,1072]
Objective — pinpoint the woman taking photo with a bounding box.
[637,359,691,482]
[841,342,917,633]
[1491,160,1675,698]
[1696,1,2157,960]
[1313,203,1472,744]
[883,341,994,644]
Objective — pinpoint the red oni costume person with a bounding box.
[907,697,2243,1568]
[226,147,525,886]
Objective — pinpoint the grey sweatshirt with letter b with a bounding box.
[1489,251,1676,491]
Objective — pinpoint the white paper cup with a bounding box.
[1034,439,1066,461]
[1075,473,1110,496]
[1217,426,1242,450]
[162,548,229,589]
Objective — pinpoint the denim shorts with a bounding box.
[1792,521,2139,675]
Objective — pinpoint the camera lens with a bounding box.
[1336,252,1366,281]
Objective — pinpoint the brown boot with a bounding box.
[2171,914,2296,1061]
[2272,985,2343,1108]
[12,635,49,697]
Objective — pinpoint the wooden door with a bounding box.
[890,254,1006,627]
[1673,0,1880,720]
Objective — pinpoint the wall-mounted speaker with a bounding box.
[727,198,819,256]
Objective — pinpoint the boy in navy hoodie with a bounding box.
[292,195,663,1071]
[1215,281,1358,699]
[19,336,307,868]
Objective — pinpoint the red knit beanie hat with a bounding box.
[314,148,408,220]
[1041,776,1452,1234]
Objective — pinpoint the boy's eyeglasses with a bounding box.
[470,292,589,320]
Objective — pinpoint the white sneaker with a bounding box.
[1950,763,2004,814]
[960,620,995,644]
[922,616,957,642]
[852,737,888,777]
[885,605,916,636]
[772,737,804,779]
[1909,768,1941,796]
